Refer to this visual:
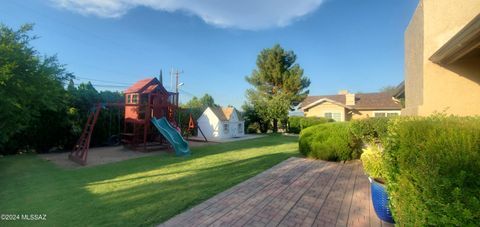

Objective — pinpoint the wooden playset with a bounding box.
[69,77,187,166]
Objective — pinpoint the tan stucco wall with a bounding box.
[404,0,480,116]
[403,2,424,116]
[304,102,347,121]
[304,102,401,121]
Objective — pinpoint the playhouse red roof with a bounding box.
[125,78,165,94]
[142,84,159,94]
[125,78,155,93]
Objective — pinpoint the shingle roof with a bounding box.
[141,84,159,94]
[210,106,228,121]
[125,78,166,94]
[224,107,244,121]
[301,92,401,110]
[209,106,244,121]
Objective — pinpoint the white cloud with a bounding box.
[50,0,325,30]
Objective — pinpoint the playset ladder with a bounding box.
[69,103,102,165]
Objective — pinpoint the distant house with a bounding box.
[300,90,402,121]
[400,0,480,116]
[197,106,245,140]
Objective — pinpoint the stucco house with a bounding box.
[400,0,480,116]
[300,90,402,121]
[197,106,245,140]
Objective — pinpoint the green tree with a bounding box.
[66,81,125,147]
[242,103,268,133]
[0,24,73,153]
[199,94,215,107]
[182,93,217,108]
[179,94,217,136]
[245,44,310,132]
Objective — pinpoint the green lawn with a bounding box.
[0,135,299,226]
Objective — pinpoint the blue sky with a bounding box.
[1,0,418,108]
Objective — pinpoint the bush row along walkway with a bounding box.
[159,157,393,227]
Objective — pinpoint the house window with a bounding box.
[374,112,386,117]
[126,94,139,104]
[374,111,400,117]
[238,123,243,133]
[324,112,341,122]
[132,94,138,104]
[223,123,229,133]
[387,112,399,117]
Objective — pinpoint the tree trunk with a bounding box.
[273,118,278,133]
[260,122,269,133]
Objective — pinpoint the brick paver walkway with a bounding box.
[160,157,394,227]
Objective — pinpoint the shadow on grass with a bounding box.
[0,135,300,226]
[70,134,298,181]
[77,152,297,226]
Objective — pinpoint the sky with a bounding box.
[1,0,419,108]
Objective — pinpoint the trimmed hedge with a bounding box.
[288,116,302,133]
[303,116,480,225]
[288,116,331,133]
[301,116,480,225]
[383,116,480,226]
[299,122,362,161]
[350,117,390,144]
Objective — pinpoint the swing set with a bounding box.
[185,112,208,142]
[69,77,181,165]
[69,77,209,166]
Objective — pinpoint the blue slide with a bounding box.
[151,117,190,156]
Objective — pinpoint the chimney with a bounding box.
[346,93,355,106]
[338,90,349,95]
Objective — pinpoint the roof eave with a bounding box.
[430,14,480,65]
[301,98,352,111]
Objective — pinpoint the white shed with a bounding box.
[197,106,245,140]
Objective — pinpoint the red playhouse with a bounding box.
[69,77,190,166]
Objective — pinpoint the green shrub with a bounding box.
[384,116,480,226]
[301,117,331,129]
[350,117,390,144]
[246,122,260,134]
[360,145,386,180]
[288,116,331,133]
[287,116,302,133]
[299,122,362,161]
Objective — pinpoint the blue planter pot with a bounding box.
[369,177,395,223]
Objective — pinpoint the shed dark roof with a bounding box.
[301,92,401,110]
[209,106,244,121]
[210,106,228,121]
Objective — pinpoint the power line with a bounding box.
[72,76,200,97]
[90,84,129,88]
[71,81,128,88]
[74,76,133,85]
[178,88,197,97]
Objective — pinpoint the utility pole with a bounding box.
[172,68,183,106]
[159,69,163,85]
[174,69,184,93]
[170,67,174,91]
